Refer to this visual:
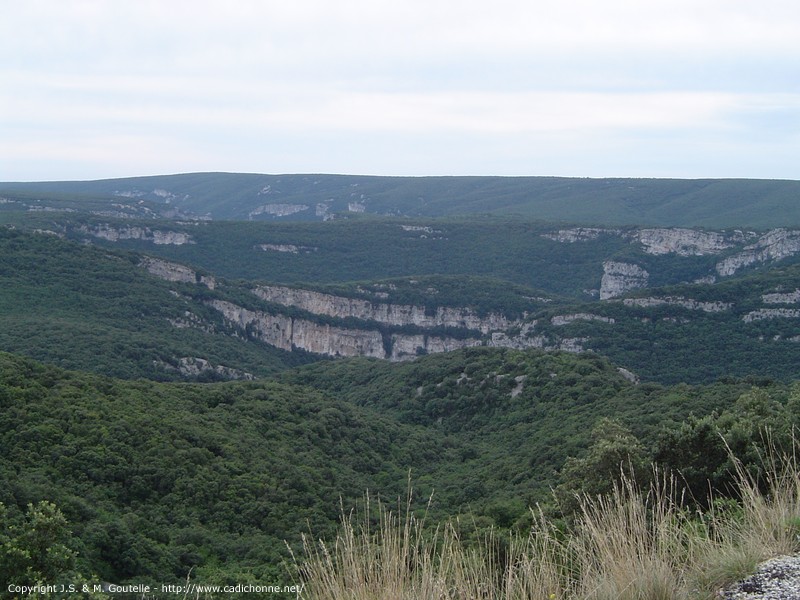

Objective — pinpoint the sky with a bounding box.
[1,0,799,181]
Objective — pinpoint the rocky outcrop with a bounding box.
[617,367,640,384]
[389,334,483,360]
[762,289,800,304]
[542,226,750,257]
[721,554,800,600]
[168,310,215,333]
[622,296,732,313]
[636,228,735,256]
[293,320,386,358]
[208,298,548,361]
[79,224,193,245]
[139,257,216,289]
[255,244,318,254]
[400,225,447,239]
[600,262,649,300]
[551,313,615,326]
[253,285,515,334]
[248,204,309,218]
[716,229,800,276]
[542,228,616,242]
[742,308,800,323]
[558,338,589,352]
[348,201,366,213]
[208,299,386,358]
[176,357,255,380]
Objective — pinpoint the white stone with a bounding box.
[600,261,649,300]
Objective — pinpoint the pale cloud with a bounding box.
[1,0,799,180]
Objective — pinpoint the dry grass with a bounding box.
[292,446,800,600]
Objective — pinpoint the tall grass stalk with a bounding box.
[573,472,690,600]
[689,440,800,594]
[293,445,800,599]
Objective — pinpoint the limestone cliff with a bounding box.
[600,261,649,300]
[622,296,732,313]
[255,243,318,254]
[79,224,193,245]
[139,257,216,289]
[716,229,800,276]
[248,203,309,218]
[742,308,800,323]
[207,299,385,358]
[176,357,255,380]
[389,334,483,361]
[543,226,751,257]
[762,289,800,304]
[541,228,618,242]
[207,298,546,361]
[635,228,736,256]
[253,285,515,334]
[551,313,615,325]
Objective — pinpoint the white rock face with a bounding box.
[348,201,366,213]
[139,257,215,289]
[600,262,649,300]
[542,228,616,242]
[168,311,214,333]
[762,289,800,304]
[716,229,800,276]
[636,228,734,256]
[208,299,385,358]
[253,285,515,334]
[248,204,309,218]
[293,321,386,358]
[558,338,588,352]
[622,296,731,313]
[389,334,482,361]
[176,357,255,380]
[551,313,615,326]
[742,308,800,323]
[617,367,640,384]
[315,203,332,219]
[255,244,317,254]
[489,323,546,350]
[208,298,551,360]
[80,224,193,245]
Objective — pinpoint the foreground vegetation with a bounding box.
[295,447,800,599]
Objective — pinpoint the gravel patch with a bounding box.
[721,555,800,599]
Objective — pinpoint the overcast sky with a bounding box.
[2,0,799,181]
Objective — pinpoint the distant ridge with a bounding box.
[2,173,800,227]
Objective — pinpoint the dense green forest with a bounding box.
[2,348,799,595]
[0,228,315,380]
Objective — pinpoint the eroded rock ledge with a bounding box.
[253,285,515,334]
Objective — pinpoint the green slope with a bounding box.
[5,220,800,385]
[3,173,800,227]
[0,228,313,380]
[3,348,785,588]
[0,352,419,586]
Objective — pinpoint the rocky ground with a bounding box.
[721,555,800,599]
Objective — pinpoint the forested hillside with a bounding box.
[3,224,800,384]
[0,228,314,380]
[3,173,800,227]
[3,349,797,593]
